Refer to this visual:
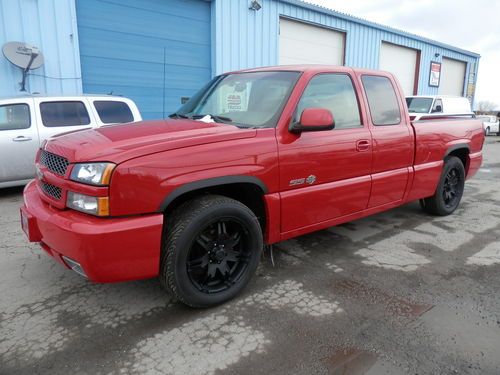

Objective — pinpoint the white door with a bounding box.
[439,57,466,96]
[279,18,345,65]
[379,42,418,95]
[0,98,40,185]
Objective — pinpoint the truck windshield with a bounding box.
[406,97,433,113]
[172,71,300,128]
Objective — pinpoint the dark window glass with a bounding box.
[362,76,401,125]
[0,104,30,131]
[94,101,134,124]
[40,101,90,127]
[296,74,362,129]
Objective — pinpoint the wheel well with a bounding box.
[163,183,266,231]
[447,148,469,172]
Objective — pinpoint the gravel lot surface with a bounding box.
[1,138,499,375]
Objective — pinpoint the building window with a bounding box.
[296,74,362,129]
[40,101,91,127]
[361,75,401,125]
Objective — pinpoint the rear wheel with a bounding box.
[421,156,465,216]
[485,127,490,136]
[160,195,263,308]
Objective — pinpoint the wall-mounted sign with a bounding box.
[429,61,441,87]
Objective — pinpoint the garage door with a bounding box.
[279,18,345,65]
[439,57,466,96]
[76,0,211,120]
[379,42,418,95]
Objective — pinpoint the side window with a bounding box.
[94,101,134,124]
[40,101,91,127]
[296,74,362,129]
[361,76,401,125]
[0,104,30,131]
[432,99,443,113]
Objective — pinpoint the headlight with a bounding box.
[67,192,109,216]
[70,162,115,186]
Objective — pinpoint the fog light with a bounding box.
[62,256,87,278]
[66,191,109,216]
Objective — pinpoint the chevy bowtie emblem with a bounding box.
[306,175,316,184]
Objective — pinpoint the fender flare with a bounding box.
[444,143,470,158]
[158,175,268,212]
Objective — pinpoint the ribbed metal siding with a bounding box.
[77,0,211,120]
[212,0,479,98]
[0,0,82,96]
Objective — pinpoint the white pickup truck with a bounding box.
[0,95,141,188]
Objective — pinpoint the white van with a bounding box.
[0,95,142,188]
[406,95,473,121]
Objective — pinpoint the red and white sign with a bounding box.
[429,62,441,87]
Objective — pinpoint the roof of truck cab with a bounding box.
[230,64,388,75]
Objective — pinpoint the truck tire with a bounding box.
[160,195,263,308]
[485,127,490,136]
[421,156,465,216]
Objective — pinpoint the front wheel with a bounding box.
[160,195,263,308]
[485,127,490,136]
[421,156,465,216]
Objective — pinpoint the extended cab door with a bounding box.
[34,98,96,142]
[278,72,372,234]
[0,98,40,185]
[358,73,414,208]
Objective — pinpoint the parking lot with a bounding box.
[0,137,499,374]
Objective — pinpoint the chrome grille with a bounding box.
[40,150,69,176]
[40,181,62,200]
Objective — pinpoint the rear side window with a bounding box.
[94,101,134,124]
[0,104,30,131]
[40,101,90,127]
[296,74,362,129]
[362,76,401,125]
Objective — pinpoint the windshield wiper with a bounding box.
[192,114,233,123]
[168,112,190,119]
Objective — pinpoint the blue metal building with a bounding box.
[0,0,480,119]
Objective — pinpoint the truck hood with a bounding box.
[44,119,257,164]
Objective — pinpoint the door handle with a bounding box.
[356,140,370,152]
[12,136,32,142]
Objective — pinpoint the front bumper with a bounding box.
[21,180,163,283]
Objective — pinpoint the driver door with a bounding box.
[278,73,372,234]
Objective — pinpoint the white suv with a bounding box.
[0,95,142,188]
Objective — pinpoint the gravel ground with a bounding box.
[1,138,499,375]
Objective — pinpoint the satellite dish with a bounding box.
[2,41,44,91]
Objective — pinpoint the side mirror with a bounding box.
[432,105,442,113]
[290,108,335,133]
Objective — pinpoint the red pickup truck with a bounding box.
[21,66,484,307]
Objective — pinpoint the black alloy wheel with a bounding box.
[160,195,263,307]
[421,156,465,216]
[442,168,461,209]
[187,219,251,294]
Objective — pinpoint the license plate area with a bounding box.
[20,207,41,242]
